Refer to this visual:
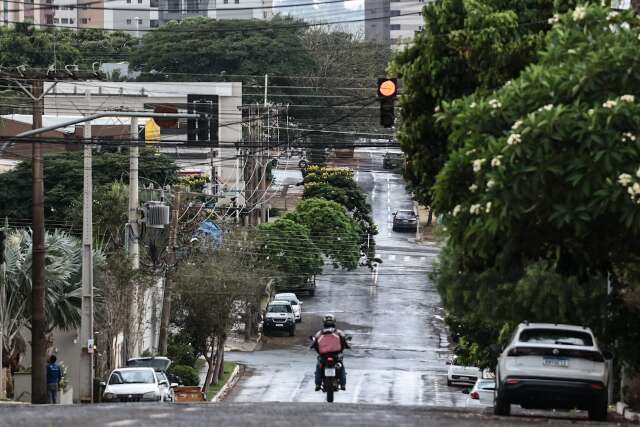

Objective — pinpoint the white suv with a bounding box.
[494,322,610,421]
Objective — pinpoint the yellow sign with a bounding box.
[145,119,161,142]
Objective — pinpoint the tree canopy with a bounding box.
[432,4,640,368]
[0,149,178,223]
[389,0,556,207]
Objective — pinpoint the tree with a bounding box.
[284,198,361,270]
[0,149,178,223]
[256,218,323,287]
[432,4,640,366]
[388,0,556,208]
[302,166,378,267]
[173,249,265,391]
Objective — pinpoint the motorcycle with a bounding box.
[319,353,342,403]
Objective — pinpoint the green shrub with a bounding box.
[168,364,200,386]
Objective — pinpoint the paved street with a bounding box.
[228,149,457,406]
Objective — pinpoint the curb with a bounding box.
[210,364,242,403]
[615,401,640,422]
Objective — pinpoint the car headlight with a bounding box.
[103,392,115,400]
[143,391,159,399]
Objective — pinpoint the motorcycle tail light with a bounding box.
[327,357,334,363]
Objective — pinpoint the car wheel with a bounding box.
[588,394,608,421]
[493,389,511,416]
[289,327,295,337]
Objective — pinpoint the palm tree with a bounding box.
[1,228,101,374]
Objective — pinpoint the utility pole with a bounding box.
[30,79,48,405]
[158,189,181,355]
[79,90,94,403]
[127,117,140,358]
[0,217,7,399]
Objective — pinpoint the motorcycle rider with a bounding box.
[310,314,351,391]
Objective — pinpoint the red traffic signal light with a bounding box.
[377,78,398,98]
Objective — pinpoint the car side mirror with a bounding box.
[602,350,613,360]
[99,381,106,387]
[170,383,178,388]
[461,389,470,395]
[160,380,168,386]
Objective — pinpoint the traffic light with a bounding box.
[377,78,397,128]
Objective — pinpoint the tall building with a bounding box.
[1,0,273,34]
[389,0,427,49]
[364,0,390,47]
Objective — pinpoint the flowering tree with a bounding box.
[433,4,640,366]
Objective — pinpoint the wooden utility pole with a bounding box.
[30,79,47,405]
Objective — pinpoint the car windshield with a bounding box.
[109,370,155,385]
[268,304,291,313]
[275,295,297,305]
[519,329,593,346]
[385,153,403,159]
[396,211,415,219]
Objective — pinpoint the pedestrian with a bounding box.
[46,355,62,404]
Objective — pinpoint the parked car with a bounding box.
[392,210,418,232]
[464,378,495,408]
[494,322,611,421]
[127,356,178,396]
[446,356,481,386]
[383,152,405,169]
[263,300,296,336]
[273,292,303,322]
[155,371,176,402]
[274,275,317,296]
[101,368,164,402]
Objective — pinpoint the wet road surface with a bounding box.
[227,150,462,406]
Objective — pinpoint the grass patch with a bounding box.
[204,362,238,401]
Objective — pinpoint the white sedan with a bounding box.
[273,293,303,322]
[464,378,495,408]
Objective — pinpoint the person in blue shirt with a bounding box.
[46,355,62,404]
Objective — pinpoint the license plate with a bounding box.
[325,368,336,377]
[275,324,284,327]
[543,357,569,368]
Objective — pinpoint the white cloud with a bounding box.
[343,0,364,11]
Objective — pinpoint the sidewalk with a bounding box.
[224,333,262,352]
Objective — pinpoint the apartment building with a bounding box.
[1,0,272,34]
[364,0,390,47]
[389,0,429,49]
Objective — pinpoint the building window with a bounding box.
[126,0,131,3]
[150,19,159,27]
[223,0,228,3]
[69,18,74,24]
[53,18,59,23]
[390,24,401,30]
[126,18,132,24]
[168,0,179,12]
[234,0,239,3]
[138,18,143,24]
[61,18,68,24]
[150,0,158,6]
[81,18,88,24]
[138,0,142,3]
[46,15,53,24]
[390,10,400,16]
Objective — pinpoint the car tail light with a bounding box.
[506,379,519,385]
[470,391,479,400]
[591,383,604,390]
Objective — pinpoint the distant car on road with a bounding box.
[464,378,495,408]
[263,300,296,336]
[392,210,418,232]
[383,152,405,169]
[273,292,303,322]
[446,356,481,386]
[101,367,164,403]
[494,322,611,421]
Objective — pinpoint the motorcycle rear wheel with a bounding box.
[325,378,334,403]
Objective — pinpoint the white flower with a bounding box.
[469,184,478,192]
[538,104,554,112]
[470,102,477,108]
[452,205,462,216]
[485,202,492,213]
[548,14,560,25]
[573,5,587,22]
[472,158,486,172]
[603,100,617,109]
[511,120,523,130]
[620,95,635,103]
[434,105,441,113]
[588,108,595,116]
[618,173,633,186]
[633,182,640,195]
[568,49,576,55]
[487,179,496,189]
[636,167,640,179]
[505,80,513,87]
[466,149,477,156]
[491,155,503,168]
[469,204,483,215]
[489,99,502,109]
[621,22,631,31]
[622,132,637,142]
[607,11,619,21]
[628,186,635,197]
[638,33,640,41]
[507,133,522,145]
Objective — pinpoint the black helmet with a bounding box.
[323,314,336,328]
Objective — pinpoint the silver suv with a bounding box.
[494,322,610,421]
